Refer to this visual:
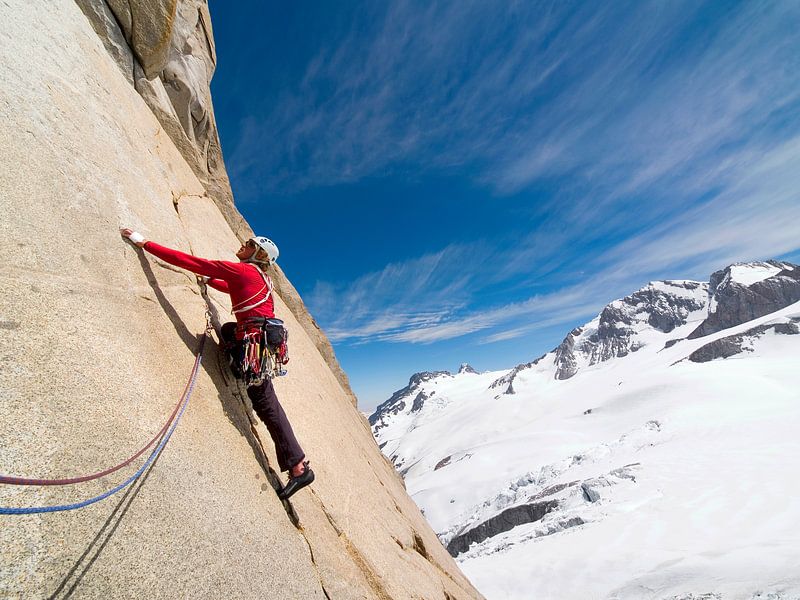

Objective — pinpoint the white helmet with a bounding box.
[249,236,279,264]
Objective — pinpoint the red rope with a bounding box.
[0,356,199,486]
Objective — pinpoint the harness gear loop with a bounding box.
[226,317,289,385]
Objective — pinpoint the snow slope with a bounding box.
[371,262,800,600]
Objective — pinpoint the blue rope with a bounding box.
[0,352,203,515]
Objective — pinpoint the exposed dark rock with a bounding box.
[689,320,800,363]
[370,400,406,432]
[369,370,451,428]
[528,481,579,501]
[689,262,799,339]
[581,482,601,503]
[664,338,681,349]
[410,370,453,386]
[554,327,581,380]
[411,391,428,413]
[458,363,478,374]
[434,456,452,471]
[553,281,707,380]
[689,338,749,362]
[488,354,546,394]
[446,500,558,556]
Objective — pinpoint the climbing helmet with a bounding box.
[249,236,279,264]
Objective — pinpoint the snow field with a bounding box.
[376,301,800,598]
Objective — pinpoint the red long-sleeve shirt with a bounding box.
[143,241,275,322]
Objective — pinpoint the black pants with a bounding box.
[222,322,305,472]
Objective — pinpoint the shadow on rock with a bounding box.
[137,249,282,493]
[53,251,288,595]
[48,451,166,599]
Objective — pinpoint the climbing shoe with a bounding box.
[278,462,314,500]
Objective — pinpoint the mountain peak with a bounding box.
[689,260,800,339]
[458,363,478,374]
[711,260,796,292]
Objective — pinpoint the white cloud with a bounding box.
[312,127,800,347]
[238,1,800,348]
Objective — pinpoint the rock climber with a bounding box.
[120,227,314,500]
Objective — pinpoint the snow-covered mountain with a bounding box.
[370,260,800,600]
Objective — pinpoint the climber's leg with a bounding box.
[246,379,305,473]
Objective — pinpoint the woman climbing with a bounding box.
[120,227,314,500]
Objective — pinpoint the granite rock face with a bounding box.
[74,0,136,84]
[0,2,482,599]
[107,0,179,78]
[74,0,358,405]
[76,0,245,240]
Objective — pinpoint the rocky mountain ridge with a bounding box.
[551,279,709,381]
[372,260,798,428]
[688,260,799,338]
[368,259,800,599]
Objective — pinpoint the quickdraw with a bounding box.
[237,318,289,386]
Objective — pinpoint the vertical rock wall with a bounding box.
[0,2,482,598]
[74,0,359,405]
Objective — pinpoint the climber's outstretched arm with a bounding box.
[207,278,230,293]
[120,228,240,281]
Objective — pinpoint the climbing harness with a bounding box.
[0,314,212,515]
[234,317,289,386]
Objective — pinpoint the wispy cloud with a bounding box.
[312,125,800,347]
[228,1,800,349]
[309,243,478,343]
[229,1,800,203]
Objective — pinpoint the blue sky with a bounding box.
[208,1,800,412]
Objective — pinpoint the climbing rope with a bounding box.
[0,378,192,487]
[0,314,212,515]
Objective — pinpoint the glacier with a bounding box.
[370,261,800,600]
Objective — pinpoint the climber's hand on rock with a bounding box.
[120,228,146,248]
